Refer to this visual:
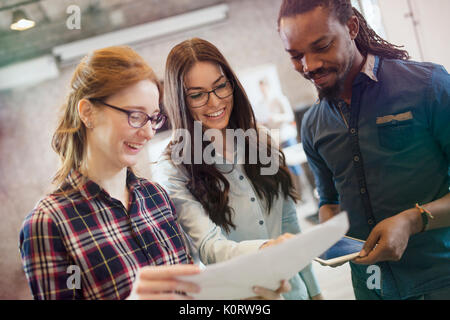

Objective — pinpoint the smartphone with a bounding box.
[314,236,365,267]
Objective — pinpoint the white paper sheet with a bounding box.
[177,211,349,300]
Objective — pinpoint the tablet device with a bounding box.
[314,236,365,267]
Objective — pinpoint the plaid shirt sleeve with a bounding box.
[19,206,82,300]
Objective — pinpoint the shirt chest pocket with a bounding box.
[376,111,415,151]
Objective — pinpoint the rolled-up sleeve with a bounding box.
[281,197,321,297]
[152,159,266,265]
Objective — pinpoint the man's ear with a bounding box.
[78,99,95,128]
[347,15,359,40]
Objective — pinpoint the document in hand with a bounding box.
[177,211,350,300]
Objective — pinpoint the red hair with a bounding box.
[52,46,161,187]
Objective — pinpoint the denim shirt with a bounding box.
[152,152,321,299]
[301,55,450,299]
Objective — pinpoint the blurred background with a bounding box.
[0,0,449,300]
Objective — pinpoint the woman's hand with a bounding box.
[311,293,324,300]
[128,264,201,300]
[259,233,295,250]
[247,280,292,300]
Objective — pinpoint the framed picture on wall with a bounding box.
[238,64,291,126]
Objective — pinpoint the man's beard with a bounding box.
[304,53,354,102]
[317,73,345,101]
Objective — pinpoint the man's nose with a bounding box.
[301,54,323,74]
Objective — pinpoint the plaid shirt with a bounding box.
[19,169,191,300]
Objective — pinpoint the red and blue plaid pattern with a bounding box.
[19,170,191,300]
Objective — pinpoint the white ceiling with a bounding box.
[0,0,227,67]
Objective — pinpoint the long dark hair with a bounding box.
[278,0,410,60]
[163,38,298,233]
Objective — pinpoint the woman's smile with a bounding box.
[205,107,226,119]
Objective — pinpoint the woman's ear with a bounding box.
[78,99,95,129]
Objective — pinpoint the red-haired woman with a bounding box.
[18,46,195,299]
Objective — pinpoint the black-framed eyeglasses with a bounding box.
[186,80,234,108]
[90,99,167,130]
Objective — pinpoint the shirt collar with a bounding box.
[317,54,380,104]
[126,168,143,193]
[63,169,101,200]
[360,54,379,82]
[65,168,141,201]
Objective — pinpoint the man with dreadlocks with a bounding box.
[278,0,450,300]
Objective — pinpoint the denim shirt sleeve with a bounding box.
[282,197,321,297]
[428,65,450,187]
[301,113,340,207]
[151,158,266,265]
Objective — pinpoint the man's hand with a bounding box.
[353,210,419,265]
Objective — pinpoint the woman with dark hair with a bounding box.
[153,38,322,300]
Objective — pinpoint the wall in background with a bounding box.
[378,0,450,70]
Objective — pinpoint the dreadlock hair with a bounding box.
[278,0,410,60]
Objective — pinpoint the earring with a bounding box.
[86,122,92,128]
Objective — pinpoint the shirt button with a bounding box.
[259,220,264,225]
[360,188,366,194]
[353,156,360,162]
[251,197,256,202]
[239,175,244,180]
[368,219,375,225]
[350,128,356,134]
